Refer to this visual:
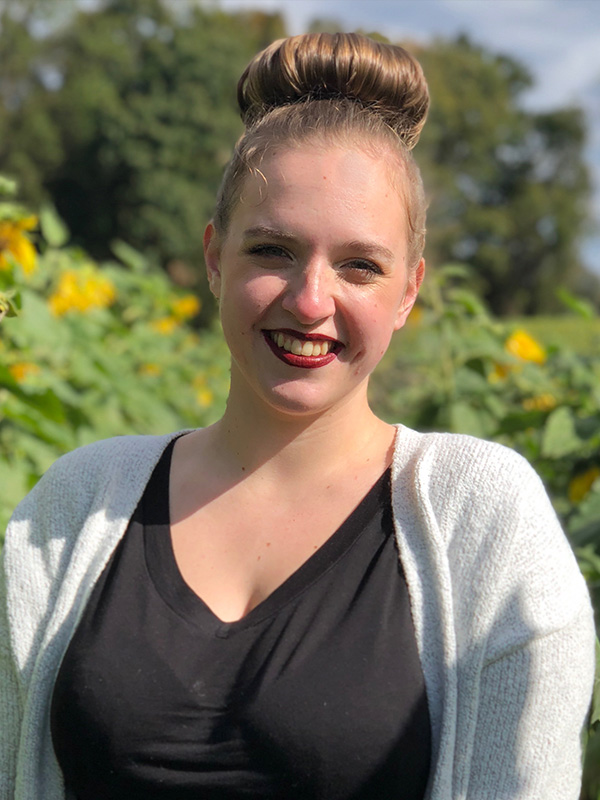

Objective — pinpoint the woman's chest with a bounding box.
[169,469,395,623]
[51,485,431,800]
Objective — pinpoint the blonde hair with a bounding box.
[214,32,430,269]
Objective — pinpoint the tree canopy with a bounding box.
[0,3,593,316]
[417,35,591,314]
[0,0,285,316]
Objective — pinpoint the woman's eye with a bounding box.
[246,244,290,259]
[343,260,384,280]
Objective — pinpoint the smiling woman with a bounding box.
[1,31,596,800]
[204,145,420,418]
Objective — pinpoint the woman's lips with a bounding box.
[263,329,342,369]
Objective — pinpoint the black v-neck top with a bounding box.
[51,440,431,799]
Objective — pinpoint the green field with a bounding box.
[510,316,600,355]
[384,314,600,363]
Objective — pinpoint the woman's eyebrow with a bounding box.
[242,226,297,242]
[242,228,395,263]
[341,240,395,264]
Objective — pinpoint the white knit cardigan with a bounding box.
[0,426,596,800]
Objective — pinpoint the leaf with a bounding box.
[0,289,22,318]
[449,401,486,437]
[497,409,546,434]
[111,239,148,273]
[482,392,508,420]
[556,288,596,320]
[0,175,17,196]
[447,288,488,316]
[568,488,600,547]
[541,406,582,458]
[0,459,28,506]
[576,545,600,580]
[39,204,69,248]
[0,365,68,423]
[453,365,489,394]
[437,263,473,280]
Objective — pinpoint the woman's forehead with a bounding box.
[223,145,408,255]
[237,146,401,218]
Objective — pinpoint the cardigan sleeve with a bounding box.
[410,431,597,799]
[467,602,594,799]
[461,449,596,799]
[0,449,84,800]
[0,433,178,800]
[0,545,20,800]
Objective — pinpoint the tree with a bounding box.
[0,0,286,317]
[416,35,592,315]
[0,15,592,318]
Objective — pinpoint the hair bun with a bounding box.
[237,32,429,149]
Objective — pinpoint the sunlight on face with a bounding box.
[205,144,423,418]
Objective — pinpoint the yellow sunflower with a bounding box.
[0,216,37,276]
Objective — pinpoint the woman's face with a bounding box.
[204,143,424,419]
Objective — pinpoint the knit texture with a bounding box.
[1,426,596,799]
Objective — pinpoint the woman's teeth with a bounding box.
[269,331,332,357]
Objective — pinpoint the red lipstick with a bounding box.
[263,330,342,369]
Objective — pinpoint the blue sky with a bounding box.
[217,0,600,275]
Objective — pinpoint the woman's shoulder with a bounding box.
[46,430,180,481]
[392,424,541,501]
[391,424,565,566]
[48,429,180,469]
[3,432,189,612]
[7,430,186,536]
[392,425,590,632]
[394,427,591,638]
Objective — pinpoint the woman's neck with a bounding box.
[208,385,395,483]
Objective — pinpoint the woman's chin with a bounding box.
[263,389,338,419]
[250,378,369,422]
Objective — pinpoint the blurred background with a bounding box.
[0,0,599,793]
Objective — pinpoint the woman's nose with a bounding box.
[281,263,336,324]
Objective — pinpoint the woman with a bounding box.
[0,32,595,800]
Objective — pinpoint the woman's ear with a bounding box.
[394,258,425,331]
[203,222,222,299]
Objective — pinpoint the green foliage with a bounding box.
[371,264,600,613]
[0,9,594,321]
[509,314,600,356]
[417,35,592,315]
[0,0,286,321]
[0,183,230,535]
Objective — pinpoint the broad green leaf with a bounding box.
[0,459,29,508]
[453,366,490,395]
[575,545,600,581]
[437,263,473,281]
[447,288,488,317]
[39,204,69,248]
[556,288,596,320]
[569,487,600,547]
[111,239,148,273]
[1,404,74,448]
[0,367,68,424]
[498,410,546,434]
[0,175,17,196]
[449,401,486,437]
[541,406,582,458]
[482,393,508,420]
[0,289,22,318]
